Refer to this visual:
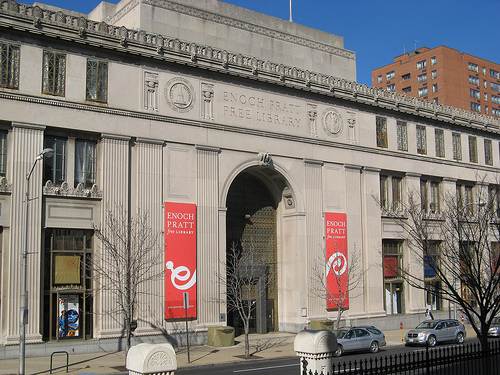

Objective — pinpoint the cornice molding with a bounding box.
[1,0,499,132]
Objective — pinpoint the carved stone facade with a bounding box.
[0,0,499,357]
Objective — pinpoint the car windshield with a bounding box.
[492,317,500,325]
[332,330,348,339]
[416,321,438,329]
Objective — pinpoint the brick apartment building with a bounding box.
[372,46,500,118]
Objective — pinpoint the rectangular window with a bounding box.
[430,181,440,213]
[0,42,20,89]
[469,75,480,85]
[483,67,487,75]
[469,136,478,163]
[383,240,404,315]
[493,108,500,117]
[420,180,428,212]
[431,70,437,79]
[75,140,97,188]
[86,59,108,103]
[403,86,412,93]
[490,69,500,79]
[43,136,67,186]
[432,83,438,93]
[485,139,493,166]
[416,125,427,155]
[387,83,395,92]
[417,73,427,83]
[417,60,427,70]
[468,62,479,72]
[471,102,481,112]
[402,73,411,80]
[42,51,66,96]
[380,176,388,209]
[452,132,462,160]
[377,75,382,83]
[484,80,488,88]
[492,82,500,92]
[486,106,489,114]
[470,89,480,99]
[485,93,488,101]
[435,129,445,157]
[376,116,388,148]
[492,95,500,105]
[433,98,439,104]
[431,57,436,65]
[397,121,408,151]
[392,177,402,211]
[0,131,7,177]
[386,71,395,81]
[418,87,428,97]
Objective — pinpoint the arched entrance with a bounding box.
[226,171,278,335]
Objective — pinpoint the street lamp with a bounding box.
[19,148,54,375]
[452,200,487,319]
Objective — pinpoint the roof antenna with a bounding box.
[414,40,419,51]
[403,44,406,54]
[289,0,293,22]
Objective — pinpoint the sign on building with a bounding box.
[164,202,197,319]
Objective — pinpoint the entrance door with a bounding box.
[226,172,277,335]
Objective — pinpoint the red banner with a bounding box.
[325,212,348,310]
[165,202,197,319]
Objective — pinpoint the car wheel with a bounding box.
[335,345,344,357]
[427,335,437,347]
[456,332,465,344]
[369,341,380,353]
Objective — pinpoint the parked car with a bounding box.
[331,326,386,357]
[405,319,466,347]
[488,316,500,337]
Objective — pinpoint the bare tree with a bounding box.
[214,241,274,358]
[310,244,365,328]
[379,184,500,353]
[89,205,164,354]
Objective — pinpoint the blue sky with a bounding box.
[33,0,500,86]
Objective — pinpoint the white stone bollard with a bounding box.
[294,330,337,375]
[126,343,177,375]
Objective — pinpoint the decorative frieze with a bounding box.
[1,0,499,131]
[43,180,102,198]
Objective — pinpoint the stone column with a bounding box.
[304,159,324,318]
[404,173,424,314]
[133,138,164,333]
[196,145,220,324]
[360,167,385,317]
[98,133,131,337]
[4,123,45,344]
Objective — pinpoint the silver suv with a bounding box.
[405,319,466,347]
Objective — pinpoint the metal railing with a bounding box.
[302,340,500,375]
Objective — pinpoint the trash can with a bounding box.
[207,326,235,347]
[309,320,335,331]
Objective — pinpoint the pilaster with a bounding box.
[98,134,131,336]
[4,122,45,344]
[304,159,324,317]
[196,145,220,324]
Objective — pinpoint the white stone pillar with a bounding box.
[304,159,324,318]
[98,133,131,336]
[126,343,177,375]
[294,330,337,375]
[4,122,45,344]
[196,145,220,324]
[133,138,165,333]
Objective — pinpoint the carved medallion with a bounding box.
[322,108,343,137]
[165,77,195,113]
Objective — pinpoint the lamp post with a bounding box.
[453,200,486,319]
[19,148,54,375]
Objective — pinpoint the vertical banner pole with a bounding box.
[184,292,190,363]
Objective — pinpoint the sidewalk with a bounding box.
[0,328,466,375]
